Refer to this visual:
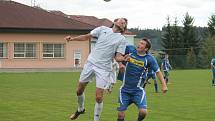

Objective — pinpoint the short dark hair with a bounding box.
[142,38,151,52]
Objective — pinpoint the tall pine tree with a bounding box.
[182,12,198,68]
[208,14,215,36]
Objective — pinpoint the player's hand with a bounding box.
[161,85,168,93]
[64,35,73,42]
[105,83,114,94]
[119,63,125,73]
[124,54,130,62]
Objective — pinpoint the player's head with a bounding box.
[113,18,128,33]
[136,38,151,54]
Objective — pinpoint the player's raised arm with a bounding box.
[156,71,168,93]
[65,33,92,42]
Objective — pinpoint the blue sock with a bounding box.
[154,83,158,92]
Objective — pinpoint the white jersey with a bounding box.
[88,26,126,71]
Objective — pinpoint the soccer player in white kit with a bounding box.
[65,18,128,121]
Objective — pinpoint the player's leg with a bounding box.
[117,111,125,121]
[94,67,112,121]
[70,82,88,120]
[94,88,105,121]
[117,89,130,121]
[164,71,169,84]
[137,108,147,121]
[70,62,94,120]
[133,89,147,121]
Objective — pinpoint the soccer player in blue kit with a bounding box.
[117,38,168,121]
[161,54,172,84]
[211,58,215,86]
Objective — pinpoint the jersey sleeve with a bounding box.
[148,56,160,73]
[90,26,104,38]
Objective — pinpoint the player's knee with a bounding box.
[139,109,147,118]
[76,89,83,96]
[95,95,103,103]
[76,87,84,96]
[118,111,125,119]
[76,82,87,96]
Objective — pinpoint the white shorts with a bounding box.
[79,61,112,89]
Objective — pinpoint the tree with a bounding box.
[182,12,198,50]
[208,14,215,36]
[161,16,173,54]
[181,12,198,67]
[171,17,185,68]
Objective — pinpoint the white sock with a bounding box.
[94,102,103,121]
[77,94,85,112]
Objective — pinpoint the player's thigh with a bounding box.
[133,90,147,109]
[94,67,112,89]
[117,90,131,111]
[79,62,95,83]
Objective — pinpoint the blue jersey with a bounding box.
[161,58,171,71]
[118,45,159,91]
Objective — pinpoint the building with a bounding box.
[0,0,96,71]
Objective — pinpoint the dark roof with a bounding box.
[68,15,135,35]
[0,1,96,31]
[69,15,113,27]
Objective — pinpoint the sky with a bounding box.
[13,0,215,29]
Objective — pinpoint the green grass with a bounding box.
[0,70,215,121]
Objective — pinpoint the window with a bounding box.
[74,50,81,67]
[14,43,36,58]
[0,43,8,58]
[43,44,64,58]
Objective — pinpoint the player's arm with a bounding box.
[65,33,92,42]
[115,53,130,62]
[156,71,168,93]
[149,56,167,93]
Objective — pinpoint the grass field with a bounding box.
[0,69,215,121]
